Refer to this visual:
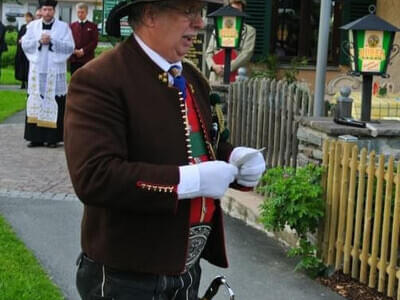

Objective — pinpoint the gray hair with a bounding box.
[76,2,88,11]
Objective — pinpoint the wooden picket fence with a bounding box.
[226,78,313,168]
[321,140,400,298]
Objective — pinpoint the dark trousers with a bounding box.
[76,254,202,300]
[70,62,85,75]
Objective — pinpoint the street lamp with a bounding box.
[341,6,400,122]
[208,5,248,84]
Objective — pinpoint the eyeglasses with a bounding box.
[165,4,205,20]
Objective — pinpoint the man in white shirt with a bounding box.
[64,0,265,299]
[22,0,74,148]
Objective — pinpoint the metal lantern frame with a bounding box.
[341,6,400,122]
[208,5,248,84]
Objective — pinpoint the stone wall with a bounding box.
[296,117,400,166]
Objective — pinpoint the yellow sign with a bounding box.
[220,16,238,48]
[360,31,384,73]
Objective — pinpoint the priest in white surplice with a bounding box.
[22,0,74,148]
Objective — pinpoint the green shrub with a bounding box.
[95,46,112,58]
[1,45,16,68]
[258,164,326,277]
[5,31,18,46]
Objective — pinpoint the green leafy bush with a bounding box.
[258,164,325,277]
[1,45,16,68]
[5,31,18,46]
[252,54,278,79]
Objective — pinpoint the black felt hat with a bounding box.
[106,0,223,37]
[39,0,58,8]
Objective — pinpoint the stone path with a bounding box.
[0,114,76,200]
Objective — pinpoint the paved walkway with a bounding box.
[0,107,344,300]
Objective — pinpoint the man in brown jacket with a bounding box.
[64,0,265,299]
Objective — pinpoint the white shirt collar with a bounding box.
[134,32,182,81]
[79,19,88,23]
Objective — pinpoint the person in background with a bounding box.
[0,21,8,79]
[205,0,255,83]
[22,0,74,148]
[15,12,34,89]
[69,3,98,75]
[64,0,265,299]
[35,8,42,19]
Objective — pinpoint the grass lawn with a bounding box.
[0,90,27,122]
[0,68,20,85]
[0,215,64,300]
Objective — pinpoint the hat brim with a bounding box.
[106,0,223,37]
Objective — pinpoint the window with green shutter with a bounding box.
[245,0,272,58]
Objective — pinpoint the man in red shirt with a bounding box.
[69,3,98,75]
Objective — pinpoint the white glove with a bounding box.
[178,161,238,199]
[229,147,266,187]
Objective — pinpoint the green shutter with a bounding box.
[245,0,272,58]
[340,0,377,65]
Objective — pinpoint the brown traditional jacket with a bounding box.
[64,35,232,275]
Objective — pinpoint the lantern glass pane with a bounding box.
[356,30,392,73]
[217,16,242,48]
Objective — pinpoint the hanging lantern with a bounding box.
[341,7,400,76]
[208,5,248,49]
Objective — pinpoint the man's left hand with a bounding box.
[229,147,266,187]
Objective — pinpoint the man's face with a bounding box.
[146,1,205,62]
[77,8,88,21]
[41,6,55,23]
[35,9,42,19]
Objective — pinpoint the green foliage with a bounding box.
[2,45,16,68]
[287,239,325,278]
[252,54,278,79]
[95,46,112,58]
[283,56,308,84]
[0,215,64,299]
[0,90,27,122]
[0,68,20,85]
[258,164,325,276]
[5,31,18,46]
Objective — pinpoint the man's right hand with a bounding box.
[178,161,238,199]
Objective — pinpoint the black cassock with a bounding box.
[24,95,66,144]
[15,24,29,82]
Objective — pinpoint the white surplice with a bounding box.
[22,18,74,128]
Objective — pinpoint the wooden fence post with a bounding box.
[343,144,359,274]
[335,142,351,270]
[290,86,301,168]
[328,142,341,266]
[261,80,271,160]
[368,154,385,288]
[388,163,400,297]
[278,82,288,167]
[360,151,376,284]
[272,80,282,167]
[266,80,277,168]
[285,84,295,167]
[245,79,253,146]
[256,79,266,149]
[378,156,394,293]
